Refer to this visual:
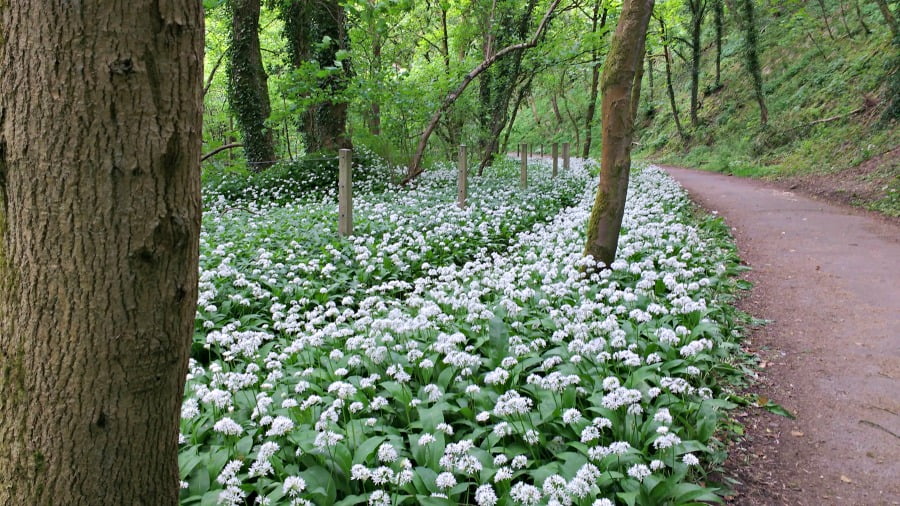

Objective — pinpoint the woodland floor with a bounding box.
[663,166,900,505]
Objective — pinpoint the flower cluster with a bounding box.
[180,158,744,506]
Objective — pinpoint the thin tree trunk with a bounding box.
[739,0,769,126]
[0,1,202,504]
[855,0,872,35]
[873,0,898,37]
[648,50,655,103]
[660,19,688,142]
[405,0,562,182]
[838,0,854,36]
[585,0,655,265]
[228,0,277,170]
[688,0,707,127]
[817,0,838,40]
[714,0,724,88]
[582,3,609,158]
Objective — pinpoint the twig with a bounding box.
[859,419,900,440]
[201,143,243,162]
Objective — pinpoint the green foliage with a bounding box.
[636,0,898,216]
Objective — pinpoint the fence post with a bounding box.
[552,142,558,178]
[338,149,353,237]
[520,143,528,189]
[562,142,570,170]
[458,144,468,208]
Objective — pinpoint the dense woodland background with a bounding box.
[203,0,898,215]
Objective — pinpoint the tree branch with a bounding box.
[403,0,563,183]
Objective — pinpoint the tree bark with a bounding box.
[281,0,352,154]
[584,0,655,265]
[228,0,277,170]
[0,1,202,504]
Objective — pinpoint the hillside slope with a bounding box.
[636,0,898,216]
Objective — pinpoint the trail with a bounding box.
[663,166,900,505]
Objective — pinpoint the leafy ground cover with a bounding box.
[181,160,750,506]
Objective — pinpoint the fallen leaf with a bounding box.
[840,475,853,484]
[791,430,804,437]
[757,395,769,406]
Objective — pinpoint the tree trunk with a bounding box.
[817,0,838,40]
[584,0,655,265]
[281,0,352,154]
[714,0,724,88]
[873,0,898,37]
[688,0,707,127]
[582,3,609,158]
[739,0,769,126]
[660,19,688,142]
[855,0,872,35]
[228,0,277,170]
[0,2,202,504]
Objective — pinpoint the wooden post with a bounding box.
[552,142,559,178]
[563,142,570,169]
[338,149,353,236]
[457,144,468,208]
[520,143,528,189]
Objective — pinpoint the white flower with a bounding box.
[627,464,651,482]
[266,416,294,436]
[435,472,457,489]
[682,453,700,466]
[562,408,581,424]
[283,476,306,496]
[510,482,542,505]
[213,417,242,436]
[377,443,398,463]
[474,484,498,506]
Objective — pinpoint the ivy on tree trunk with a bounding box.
[228,0,277,171]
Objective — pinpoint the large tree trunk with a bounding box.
[228,0,277,170]
[0,2,202,504]
[584,0,655,265]
[739,0,769,126]
[282,0,352,154]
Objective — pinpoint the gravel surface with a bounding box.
[663,165,900,506]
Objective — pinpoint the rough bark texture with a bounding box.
[0,1,203,504]
[282,0,352,154]
[228,0,277,170]
[584,0,655,265]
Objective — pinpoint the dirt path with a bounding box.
[663,166,900,505]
